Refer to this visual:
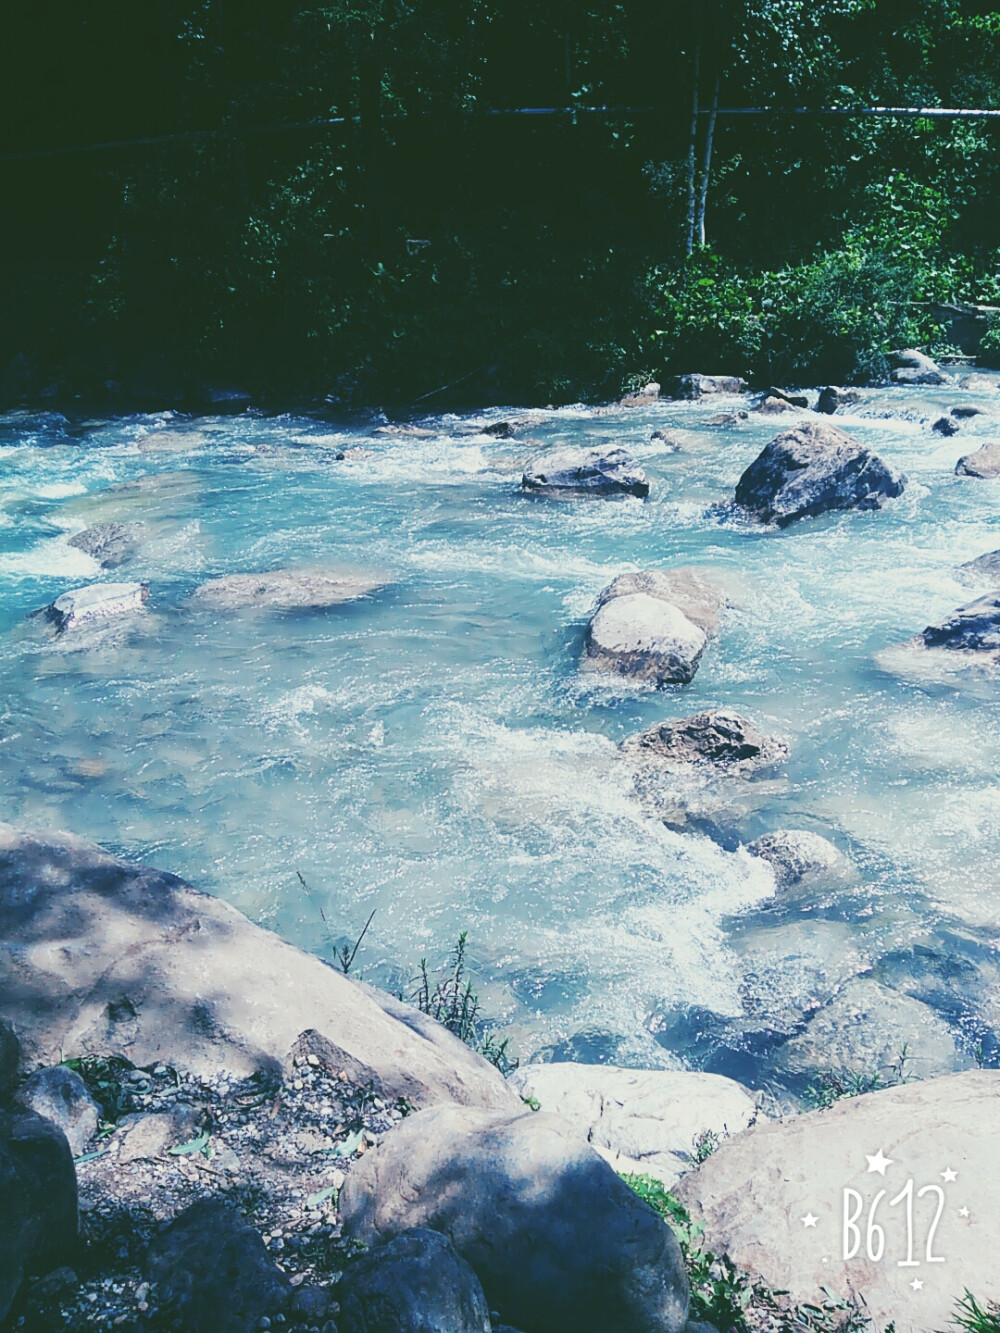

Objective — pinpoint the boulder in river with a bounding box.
[734,421,905,526]
[745,829,849,890]
[190,567,384,612]
[0,822,520,1110]
[931,414,960,436]
[955,440,1000,477]
[339,1228,492,1333]
[664,373,748,400]
[919,593,1000,658]
[815,386,860,415]
[509,1064,759,1185]
[754,395,799,415]
[584,594,707,686]
[950,403,987,419]
[766,387,810,409]
[674,1070,1000,1333]
[621,709,788,775]
[67,521,144,569]
[958,548,1000,586]
[13,1067,100,1158]
[521,446,649,499]
[960,372,999,390]
[619,381,661,407]
[0,1109,78,1323]
[595,568,727,637]
[340,1103,690,1333]
[889,347,951,385]
[46,581,149,631]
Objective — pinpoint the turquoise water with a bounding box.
[2,391,999,1088]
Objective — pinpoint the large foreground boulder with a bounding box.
[45,582,149,631]
[735,422,905,526]
[889,348,950,386]
[665,374,748,400]
[521,446,649,499]
[955,441,1000,478]
[0,1109,78,1322]
[339,1229,492,1333]
[621,710,788,774]
[509,1064,759,1185]
[0,824,520,1110]
[144,1200,291,1333]
[675,1071,1000,1333]
[190,567,384,611]
[341,1105,690,1333]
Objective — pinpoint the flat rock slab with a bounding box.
[955,441,1000,477]
[190,568,384,612]
[47,582,149,631]
[67,521,145,569]
[0,823,520,1111]
[675,1070,1000,1333]
[584,593,706,685]
[509,1064,759,1185]
[521,446,649,498]
[735,421,905,526]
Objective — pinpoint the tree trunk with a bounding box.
[684,43,701,257]
[695,71,720,247]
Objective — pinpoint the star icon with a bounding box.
[802,1213,819,1228]
[959,1206,970,1218]
[941,1167,958,1183]
[866,1148,894,1176]
[910,1278,924,1291]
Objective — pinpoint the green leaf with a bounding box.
[168,1131,211,1156]
[306,1184,338,1208]
[330,1128,364,1158]
[74,1148,109,1165]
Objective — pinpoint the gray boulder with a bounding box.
[0,1109,78,1323]
[340,1104,690,1333]
[674,1071,1000,1333]
[0,1020,19,1102]
[745,830,848,890]
[339,1228,491,1333]
[961,373,999,390]
[509,1064,759,1185]
[735,422,905,526]
[958,548,1000,585]
[956,441,1000,477]
[583,594,706,686]
[766,387,810,409]
[67,521,144,569]
[951,403,986,419]
[595,569,726,637]
[815,386,860,415]
[931,415,959,436]
[921,594,1000,656]
[665,374,748,400]
[0,823,520,1109]
[650,429,685,451]
[889,348,950,385]
[13,1067,99,1157]
[619,382,661,407]
[621,710,788,775]
[190,567,384,611]
[45,582,149,631]
[521,446,649,499]
[754,395,799,415]
[144,1200,291,1333]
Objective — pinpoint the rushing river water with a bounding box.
[2,386,999,1099]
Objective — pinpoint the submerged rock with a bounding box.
[145,1199,291,1333]
[190,567,384,612]
[889,347,950,386]
[650,428,685,451]
[745,830,848,890]
[960,372,999,390]
[734,421,905,526]
[521,446,649,499]
[621,710,788,775]
[13,1067,99,1158]
[595,568,726,636]
[931,414,959,436]
[46,582,149,631]
[815,386,860,415]
[67,521,144,568]
[341,1104,690,1333]
[674,1071,1000,1333]
[955,440,1000,477]
[509,1064,759,1185]
[339,1228,491,1333]
[583,594,707,686]
[0,1109,78,1324]
[950,403,987,419]
[664,374,748,400]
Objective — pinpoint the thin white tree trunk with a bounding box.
[695,71,719,247]
[684,45,700,257]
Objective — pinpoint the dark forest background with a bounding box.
[4,1,1000,407]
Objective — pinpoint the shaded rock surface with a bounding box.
[521,446,649,499]
[339,1228,491,1333]
[0,1109,78,1323]
[0,823,520,1109]
[67,521,145,568]
[46,582,150,631]
[735,422,905,526]
[621,710,788,775]
[0,1019,20,1101]
[674,1071,1000,1333]
[341,1104,690,1333]
[958,548,1000,585]
[13,1066,100,1158]
[754,395,799,415]
[955,440,1000,477]
[766,387,809,408]
[509,1064,759,1185]
[595,569,726,637]
[144,1199,291,1333]
[745,830,848,890]
[191,567,384,612]
[583,594,707,686]
[921,593,1000,655]
[665,374,748,400]
[889,348,950,385]
[815,386,860,414]
[931,414,959,436]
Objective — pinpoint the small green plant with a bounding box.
[296,870,375,975]
[693,1127,721,1163]
[805,1046,912,1110]
[409,932,517,1076]
[59,1053,138,1126]
[954,1292,1000,1332]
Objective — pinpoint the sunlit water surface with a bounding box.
[2,387,999,1091]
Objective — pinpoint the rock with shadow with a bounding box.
[339,1227,492,1333]
[521,445,649,499]
[13,1067,100,1158]
[889,347,951,385]
[955,440,1000,477]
